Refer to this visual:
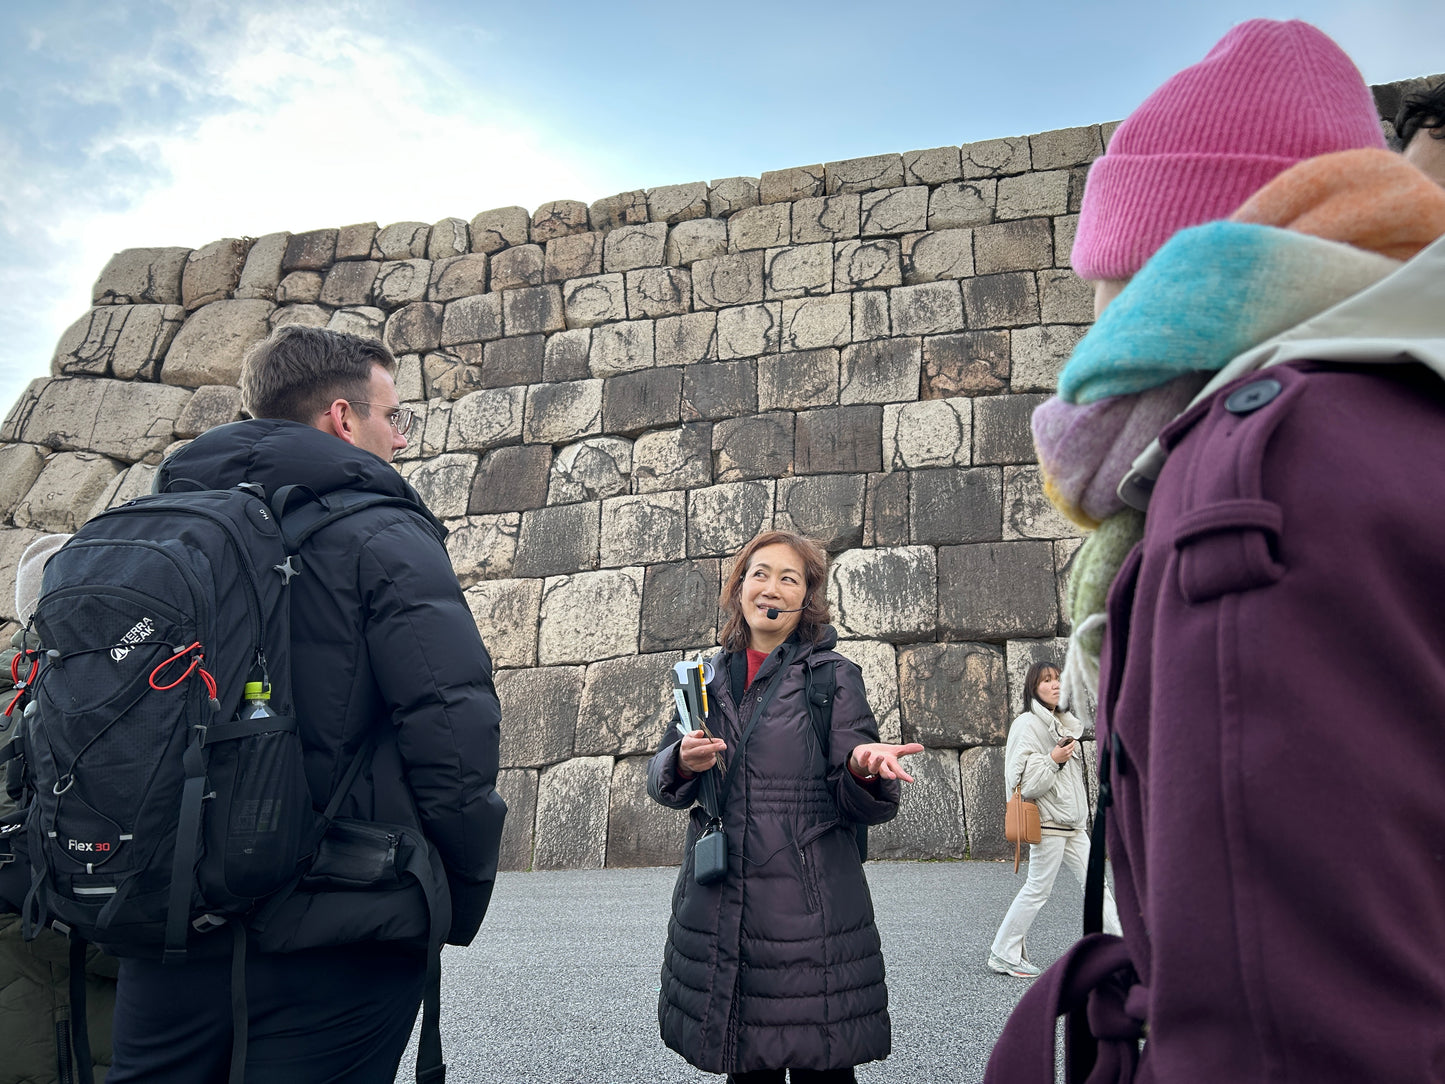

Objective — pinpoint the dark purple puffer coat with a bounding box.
[648,628,900,1074]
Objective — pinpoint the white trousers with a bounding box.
[990,828,1121,964]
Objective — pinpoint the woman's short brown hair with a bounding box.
[718,530,832,653]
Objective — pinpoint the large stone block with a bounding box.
[531,200,590,243]
[686,481,773,558]
[765,243,833,300]
[727,204,790,252]
[576,652,679,757]
[375,221,429,260]
[275,271,322,305]
[335,222,377,261]
[482,335,545,388]
[693,251,765,309]
[903,146,963,186]
[496,768,538,872]
[496,665,585,767]
[974,219,1054,276]
[420,350,481,400]
[448,385,526,451]
[713,412,793,482]
[664,219,728,268]
[399,453,476,519]
[834,240,902,291]
[428,253,489,302]
[515,502,601,577]
[938,541,1059,640]
[996,171,1071,220]
[960,136,1031,178]
[604,223,668,273]
[563,274,627,329]
[281,230,336,272]
[490,245,545,291]
[52,304,185,380]
[269,304,329,330]
[93,248,190,305]
[840,338,920,405]
[1010,325,1087,392]
[864,470,909,548]
[470,207,530,254]
[973,392,1047,465]
[781,296,851,352]
[464,578,542,668]
[467,445,551,514]
[383,302,443,356]
[898,641,1008,746]
[503,285,566,336]
[832,638,902,744]
[1054,214,1080,269]
[655,312,717,367]
[929,181,997,230]
[589,320,654,377]
[1029,125,1104,171]
[537,568,644,665]
[866,748,966,861]
[235,233,289,301]
[549,437,634,503]
[445,513,520,585]
[921,331,1010,398]
[13,453,123,532]
[911,465,1002,545]
[440,293,504,347]
[890,281,964,337]
[601,491,687,566]
[903,229,974,284]
[162,300,273,387]
[546,232,605,282]
[682,360,756,422]
[860,187,929,236]
[427,218,469,261]
[328,307,386,341]
[774,474,865,551]
[182,238,250,310]
[91,462,156,517]
[588,191,649,232]
[640,558,721,652]
[758,348,838,411]
[372,259,431,309]
[319,261,380,308]
[21,379,192,462]
[523,380,603,444]
[533,757,613,870]
[829,546,936,642]
[826,154,904,195]
[959,746,1009,859]
[647,183,709,225]
[716,303,781,360]
[606,757,689,868]
[0,444,48,515]
[882,398,970,470]
[1004,465,1074,541]
[852,291,890,341]
[632,423,712,495]
[961,273,1039,330]
[794,405,882,475]
[759,165,823,204]
[544,329,592,382]
[625,267,691,319]
[792,195,861,244]
[708,176,760,217]
[174,385,243,439]
[1038,269,1093,324]
[602,368,682,435]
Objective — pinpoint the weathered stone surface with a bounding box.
[997,171,1071,220]
[682,360,756,421]
[464,578,542,668]
[1030,125,1104,171]
[531,200,590,244]
[1038,269,1093,324]
[589,320,654,377]
[468,445,551,514]
[864,470,909,548]
[588,191,649,232]
[664,219,728,268]
[758,348,838,410]
[327,306,387,340]
[903,229,974,284]
[440,293,504,346]
[533,757,613,870]
[938,541,1059,640]
[1004,465,1074,540]
[890,281,965,336]
[655,312,717,367]
[544,329,592,382]
[373,259,432,309]
[269,304,329,330]
[51,304,185,380]
[827,154,904,195]
[549,437,633,503]
[794,405,881,474]
[495,768,538,872]
[686,481,772,557]
[606,757,688,868]
[93,248,190,305]
[320,261,381,308]
[961,136,1031,178]
[647,183,708,225]
[181,238,250,310]
[693,251,765,310]
[922,331,1010,397]
[235,233,289,300]
[640,558,720,652]
[928,180,997,230]
[470,207,530,254]
[898,641,1008,746]
[446,512,520,585]
[482,336,544,389]
[625,267,691,319]
[832,638,902,743]
[545,232,605,282]
[962,273,1039,330]
[713,412,793,482]
[715,303,780,360]
[911,466,1002,545]
[562,274,627,329]
[281,230,336,273]
[448,385,526,450]
[161,300,273,387]
[829,546,936,641]
[1054,214,1079,269]
[427,218,469,261]
[727,204,790,253]
[759,165,824,204]
[973,392,1046,465]
[1010,325,1087,392]
[0,443,48,514]
[575,653,679,759]
[490,245,545,292]
[833,240,902,292]
[523,380,603,444]
[861,187,929,237]
[604,223,668,273]
[867,749,966,860]
[959,746,1008,859]
[399,453,476,519]
[974,219,1054,276]
[903,146,963,186]
[335,222,377,261]
[0,528,44,623]
[840,338,920,405]
[852,290,890,341]
[781,296,851,351]
[13,453,123,532]
[882,398,970,470]
[601,491,686,566]
[374,222,429,260]
[603,368,681,434]
[174,385,242,439]
[395,354,423,401]
[403,399,453,461]
[503,285,566,336]
[775,473,865,551]
[422,345,482,397]
[765,243,833,300]
[383,302,443,355]
[515,502,600,577]
[275,271,323,305]
[632,423,711,495]
[91,461,155,517]
[538,568,644,665]
[427,253,489,301]
[792,195,861,243]
[706,177,759,219]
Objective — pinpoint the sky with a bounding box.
[1,0,1442,415]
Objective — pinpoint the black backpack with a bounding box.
[804,660,868,862]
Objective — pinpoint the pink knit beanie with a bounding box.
[1072,19,1387,280]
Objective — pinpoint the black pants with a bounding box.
[728,1070,857,1083]
[107,942,426,1084]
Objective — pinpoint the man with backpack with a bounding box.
[95,325,507,1083]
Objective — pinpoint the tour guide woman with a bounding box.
[648,530,923,1083]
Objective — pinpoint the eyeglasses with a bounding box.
[346,401,416,437]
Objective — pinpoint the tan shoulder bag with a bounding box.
[1004,785,1041,873]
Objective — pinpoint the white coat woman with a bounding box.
[988,661,1120,978]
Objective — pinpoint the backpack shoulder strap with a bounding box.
[805,658,837,754]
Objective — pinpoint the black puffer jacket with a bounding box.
[648,628,900,1073]
[155,419,506,947]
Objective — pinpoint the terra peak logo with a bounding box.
[110,617,157,662]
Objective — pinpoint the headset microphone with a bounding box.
[765,598,809,620]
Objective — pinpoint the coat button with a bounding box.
[1225,378,1282,415]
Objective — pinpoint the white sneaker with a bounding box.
[987,952,1042,978]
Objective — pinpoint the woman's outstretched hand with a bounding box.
[848,742,926,784]
[678,730,728,777]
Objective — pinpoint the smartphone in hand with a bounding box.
[1056,735,1076,748]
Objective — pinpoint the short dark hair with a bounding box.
[1395,79,1445,148]
[1022,659,1061,714]
[719,530,832,653]
[239,325,397,423]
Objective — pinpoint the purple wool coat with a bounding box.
[988,360,1445,1082]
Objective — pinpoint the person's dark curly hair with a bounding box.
[1395,79,1445,148]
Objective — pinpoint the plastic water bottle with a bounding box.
[240,681,276,723]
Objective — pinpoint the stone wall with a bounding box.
[2,79,1428,871]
